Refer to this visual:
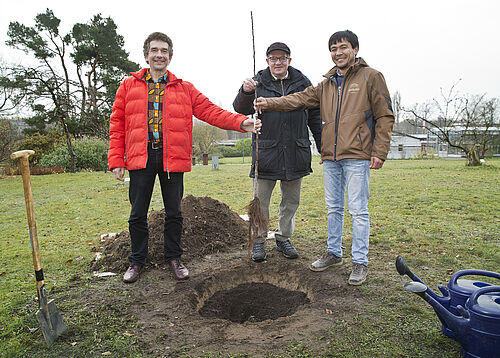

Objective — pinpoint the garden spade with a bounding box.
[10,150,67,347]
[247,11,268,258]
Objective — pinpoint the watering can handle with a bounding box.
[438,285,449,296]
[456,305,470,319]
[450,269,500,286]
[467,285,500,306]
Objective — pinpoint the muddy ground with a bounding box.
[88,195,378,357]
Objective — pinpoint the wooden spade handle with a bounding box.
[10,149,35,160]
[11,150,45,290]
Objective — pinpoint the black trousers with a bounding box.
[127,147,184,266]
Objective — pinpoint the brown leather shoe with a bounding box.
[169,259,189,280]
[122,264,143,283]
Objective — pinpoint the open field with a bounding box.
[0,158,499,357]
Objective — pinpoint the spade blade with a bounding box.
[36,299,67,347]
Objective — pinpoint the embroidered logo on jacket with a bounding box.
[348,83,360,94]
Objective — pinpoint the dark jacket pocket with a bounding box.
[254,139,280,174]
[294,138,312,172]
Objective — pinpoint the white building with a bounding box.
[387,133,426,159]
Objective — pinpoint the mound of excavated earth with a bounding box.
[93,195,248,272]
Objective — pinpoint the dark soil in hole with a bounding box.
[199,282,310,323]
[92,195,248,272]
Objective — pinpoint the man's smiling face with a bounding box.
[145,40,171,74]
[330,39,358,71]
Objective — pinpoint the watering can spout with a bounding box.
[404,282,469,339]
[396,256,450,305]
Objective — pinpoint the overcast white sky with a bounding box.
[1,0,499,114]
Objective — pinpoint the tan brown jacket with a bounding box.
[264,58,394,161]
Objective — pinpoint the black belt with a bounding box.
[148,141,163,150]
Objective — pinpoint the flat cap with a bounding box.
[266,42,290,56]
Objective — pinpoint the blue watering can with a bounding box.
[396,255,500,339]
[404,281,500,358]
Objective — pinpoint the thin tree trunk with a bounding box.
[466,146,481,166]
[60,113,75,172]
[76,65,86,119]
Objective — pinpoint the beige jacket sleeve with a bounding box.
[369,71,394,161]
[264,84,322,111]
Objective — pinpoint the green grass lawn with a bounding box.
[0,158,499,357]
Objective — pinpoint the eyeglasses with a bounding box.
[267,56,289,63]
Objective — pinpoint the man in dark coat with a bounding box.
[233,42,321,262]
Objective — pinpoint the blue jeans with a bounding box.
[128,147,184,266]
[323,159,370,265]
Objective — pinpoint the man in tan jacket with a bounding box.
[255,30,394,285]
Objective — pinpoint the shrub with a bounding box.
[218,145,239,157]
[218,138,252,158]
[39,138,108,171]
[0,118,21,165]
[413,150,436,160]
[12,130,66,165]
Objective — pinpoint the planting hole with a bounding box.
[199,282,310,323]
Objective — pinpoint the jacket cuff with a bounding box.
[241,87,255,96]
[237,117,247,133]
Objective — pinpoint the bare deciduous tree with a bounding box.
[392,91,402,123]
[192,122,226,156]
[404,83,499,166]
[0,63,28,115]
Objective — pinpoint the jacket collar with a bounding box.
[324,57,368,80]
[257,66,304,94]
[270,71,289,81]
[131,68,182,85]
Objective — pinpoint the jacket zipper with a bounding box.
[164,84,170,179]
[187,129,192,159]
[280,78,287,178]
[142,80,149,168]
[125,128,131,165]
[333,70,350,161]
[334,83,343,161]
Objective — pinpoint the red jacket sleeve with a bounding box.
[188,82,247,132]
[108,81,127,170]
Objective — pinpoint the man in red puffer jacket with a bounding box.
[108,32,260,283]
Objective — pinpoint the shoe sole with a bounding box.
[123,278,138,283]
[309,259,343,272]
[252,255,267,262]
[275,246,298,259]
[175,275,190,280]
[348,277,366,286]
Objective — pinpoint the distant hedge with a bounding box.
[39,138,108,172]
[12,130,66,166]
[217,138,252,158]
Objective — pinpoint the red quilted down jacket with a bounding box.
[108,68,247,172]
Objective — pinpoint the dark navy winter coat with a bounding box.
[233,66,321,181]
